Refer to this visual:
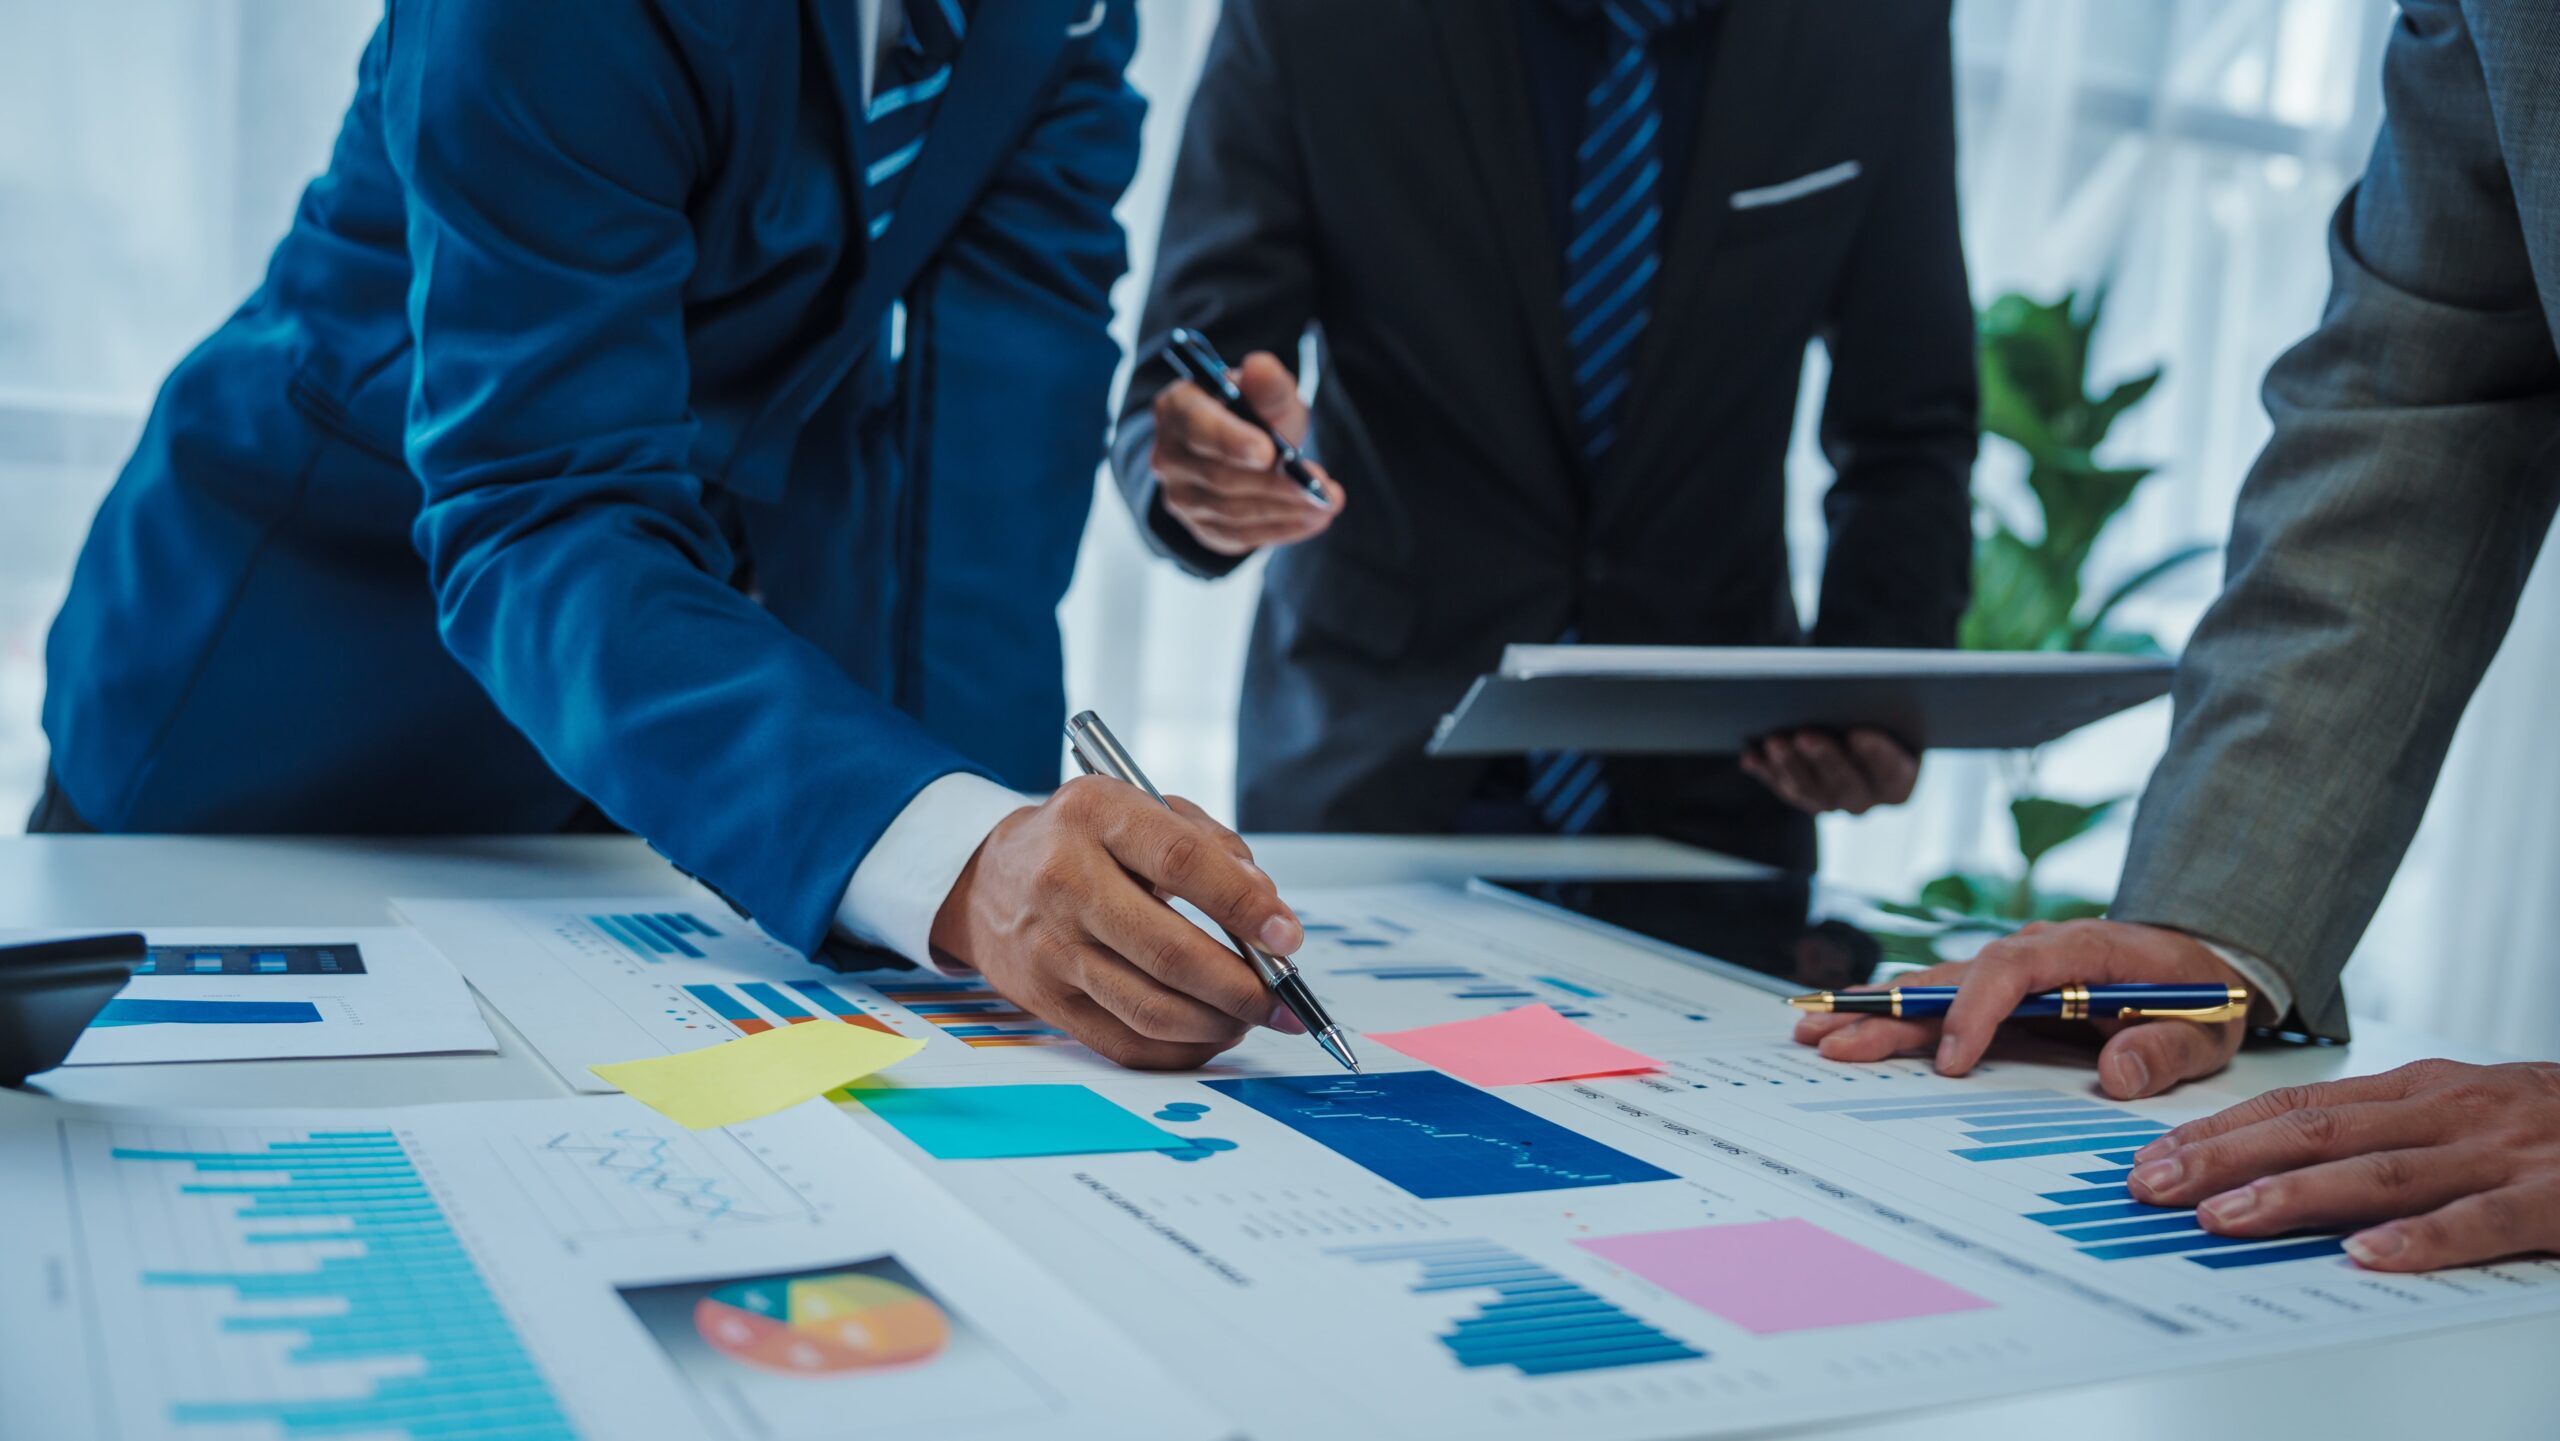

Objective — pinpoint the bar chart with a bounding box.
[138,943,367,977]
[679,980,903,1038]
[1332,1238,1704,1377]
[863,975,1070,1048]
[1792,1089,2347,1270]
[85,1122,576,1440]
[588,911,723,961]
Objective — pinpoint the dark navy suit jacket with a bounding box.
[41,0,1140,953]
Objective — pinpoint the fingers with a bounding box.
[2095,1016,2241,1100]
[1933,934,2086,1077]
[2127,1098,2462,1207]
[2181,1146,2493,1238]
[1069,942,1255,1045]
[1812,1016,1942,1062]
[2137,1065,2436,1156]
[1233,352,1306,437]
[1165,795,1254,864]
[1083,780,1303,955]
[2344,1181,2560,1272]
[1155,378,1279,469]
[1846,729,1919,805]
[1742,736,1825,812]
[1037,983,1239,1072]
[1742,732,1916,815]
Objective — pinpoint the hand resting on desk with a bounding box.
[1798,919,2560,1271]
[1791,919,2251,1098]
[928,776,1304,1070]
[2126,1059,2560,1272]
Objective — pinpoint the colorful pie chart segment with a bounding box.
[693,1270,951,1374]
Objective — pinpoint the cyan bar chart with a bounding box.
[100,1125,576,1440]
[1333,1239,1703,1377]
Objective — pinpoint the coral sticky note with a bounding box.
[1366,1003,1661,1087]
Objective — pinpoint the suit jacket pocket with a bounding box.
[1723,160,1866,237]
[1270,548,1418,665]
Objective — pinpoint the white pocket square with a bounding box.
[1729,161,1863,211]
[1066,1,1106,37]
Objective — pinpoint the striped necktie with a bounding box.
[1529,0,1703,836]
[1563,0,1698,465]
[863,0,970,242]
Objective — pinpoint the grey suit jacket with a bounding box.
[2113,0,2560,1042]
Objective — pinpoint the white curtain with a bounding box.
[4,2,2553,1058]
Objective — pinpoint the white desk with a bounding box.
[7,835,2552,1439]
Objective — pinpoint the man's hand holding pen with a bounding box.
[928,777,1307,1071]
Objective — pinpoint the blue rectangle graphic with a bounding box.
[1206,1071,1674,1199]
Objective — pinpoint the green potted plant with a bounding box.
[1913,288,2212,927]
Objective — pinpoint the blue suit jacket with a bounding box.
[41,0,1140,953]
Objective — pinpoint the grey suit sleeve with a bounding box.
[2112,0,2560,1041]
[1108,0,1317,580]
[1808,3,1978,651]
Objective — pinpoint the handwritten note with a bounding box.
[1577,1219,1993,1333]
[845,1083,1189,1159]
[1366,1003,1660,1087]
[591,1021,922,1130]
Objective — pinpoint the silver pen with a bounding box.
[1064,710,1360,1073]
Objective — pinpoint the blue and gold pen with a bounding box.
[1788,983,2249,1024]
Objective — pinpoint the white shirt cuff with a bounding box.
[2193,938,2294,1026]
[834,772,1033,971]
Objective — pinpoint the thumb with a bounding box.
[1234,352,1307,439]
[2097,1019,2239,1100]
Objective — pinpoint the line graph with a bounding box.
[1206,1071,1674,1199]
[494,1125,815,1238]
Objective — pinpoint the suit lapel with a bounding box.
[1427,5,1579,458]
[758,0,1070,447]
[1615,0,1799,486]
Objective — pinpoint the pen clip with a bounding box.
[2116,987,2249,1024]
[2115,1002,2249,1023]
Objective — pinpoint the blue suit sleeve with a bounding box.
[380,0,985,954]
[898,0,1143,778]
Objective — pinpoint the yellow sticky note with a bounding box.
[591,1021,924,1130]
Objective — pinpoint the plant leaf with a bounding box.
[2031,894,2112,923]
[2011,795,2125,868]
[2074,541,2217,643]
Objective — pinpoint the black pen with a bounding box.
[1161,327,1332,508]
[1064,710,1360,1072]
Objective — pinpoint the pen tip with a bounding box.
[1785,993,1829,1012]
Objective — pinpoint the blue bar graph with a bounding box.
[736,982,813,1020]
[2036,1184,2136,1205]
[589,911,717,960]
[93,999,325,1028]
[1792,1091,2349,1271]
[1952,1133,2173,1162]
[139,944,366,977]
[1333,1239,1703,1377]
[1961,1120,2172,1144]
[2190,1237,2351,1268]
[1209,1071,1674,1199]
[109,1128,575,1439]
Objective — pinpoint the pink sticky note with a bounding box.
[1576,1219,1992,1334]
[1366,1003,1661,1087]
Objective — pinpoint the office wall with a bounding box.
[2,1,2552,1055]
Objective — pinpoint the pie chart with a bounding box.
[692,1270,952,1374]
